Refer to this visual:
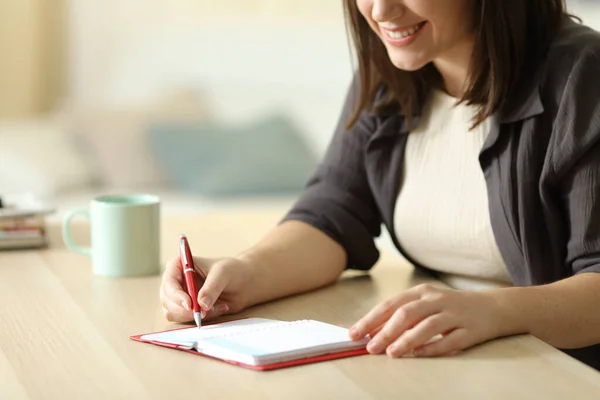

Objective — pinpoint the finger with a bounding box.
[386,315,455,357]
[162,297,193,323]
[413,328,471,358]
[163,298,229,324]
[164,257,185,285]
[350,291,422,340]
[162,257,191,304]
[202,301,231,320]
[368,323,385,338]
[162,275,193,310]
[366,300,441,354]
[196,262,232,312]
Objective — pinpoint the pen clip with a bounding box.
[180,235,191,268]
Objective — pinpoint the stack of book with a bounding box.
[0,195,55,250]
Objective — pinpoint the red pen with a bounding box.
[180,234,202,329]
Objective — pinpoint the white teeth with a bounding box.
[385,22,423,39]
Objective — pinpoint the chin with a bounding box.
[387,53,430,72]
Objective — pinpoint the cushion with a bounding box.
[147,114,318,197]
[70,88,213,188]
[71,109,168,188]
[0,117,94,195]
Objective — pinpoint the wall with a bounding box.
[0,0,65,119]
[64,0,353,155]
[6,0,598,147]
[62,1,600,155]
[569,1,600,29]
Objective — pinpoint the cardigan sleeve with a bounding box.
[553,50,600,276]
[281,78,383,271]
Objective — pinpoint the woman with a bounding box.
[160,0,600,369]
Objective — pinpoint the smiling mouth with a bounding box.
[383,21,427,40]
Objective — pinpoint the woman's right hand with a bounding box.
[159,255,254,323]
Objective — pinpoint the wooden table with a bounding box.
[1,209,600,399]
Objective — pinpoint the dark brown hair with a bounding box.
[343,0,568,129]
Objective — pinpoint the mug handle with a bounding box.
[62,209,92,257]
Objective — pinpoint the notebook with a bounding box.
[131,318,370,371]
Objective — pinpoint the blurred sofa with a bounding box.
[0,3,354,221]
[0,89,318,221]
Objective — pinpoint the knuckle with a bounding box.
[432,295,446,305]
[380,298,396,311]
[377,330,393,343]
[401,336,418,349]
[393,307,409,322]
[405,300,424,314]
[429,290,447,302]
[421,317,440,333]
[416,283,436,293]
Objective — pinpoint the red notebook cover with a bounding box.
[130,318,369,371]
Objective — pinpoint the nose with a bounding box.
[371,0,405,23]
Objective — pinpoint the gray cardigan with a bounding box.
[283,19,600,369]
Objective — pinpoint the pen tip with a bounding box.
[194,312,202,329]
[180,234,186,240]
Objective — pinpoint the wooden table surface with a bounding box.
[1,208,600,399]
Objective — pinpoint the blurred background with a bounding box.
[0,0,599,221]
[0,0,353,219]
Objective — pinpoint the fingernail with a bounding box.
[181,301,190,311]
[413,348,424,357]
[367,340,381,353]
[162,307,168,316]
[199,296,211,309]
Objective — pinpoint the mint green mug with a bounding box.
[62,194,161,277]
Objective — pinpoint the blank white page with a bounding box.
[141,318,369,366]
[140,318,279,347]
[196,319,368,366]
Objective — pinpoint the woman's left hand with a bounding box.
[349,283,506,358]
